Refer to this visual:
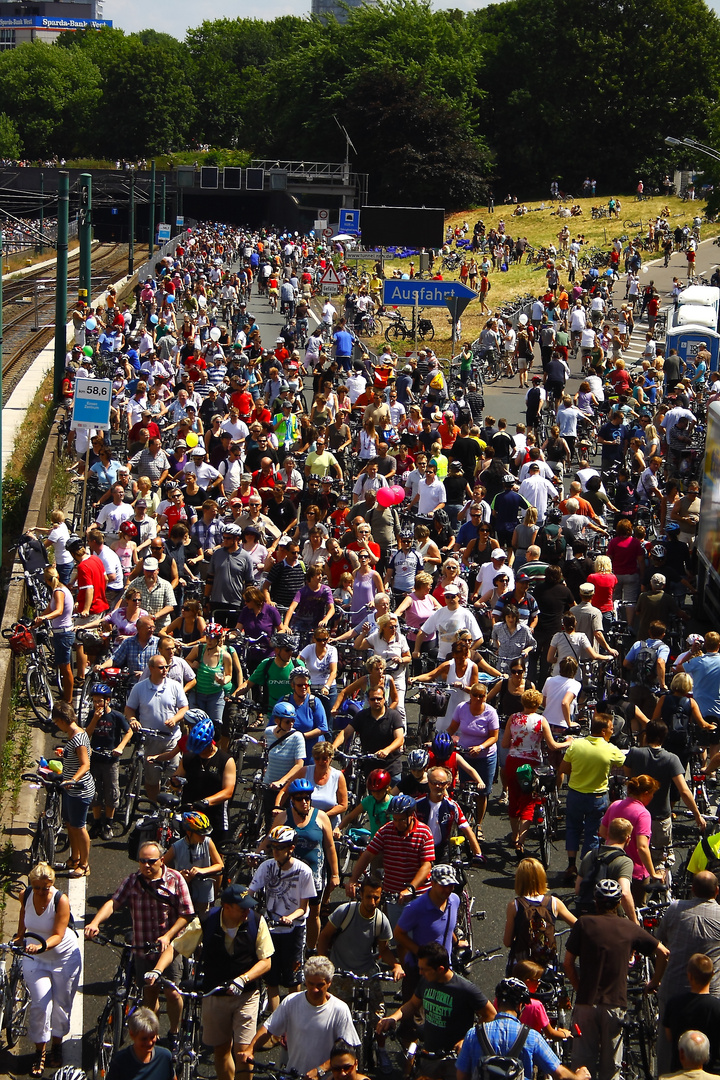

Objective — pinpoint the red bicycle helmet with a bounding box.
[367,769,392,792]
[119,521,138,538]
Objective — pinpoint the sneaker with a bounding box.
[102,823,114,841]
[377,1048,393,1074]
[497,791,509,806]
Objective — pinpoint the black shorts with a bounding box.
[546,380,564,399]
[267,924,304,988]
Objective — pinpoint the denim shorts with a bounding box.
[53,630,75,666]
[62,791,91,828]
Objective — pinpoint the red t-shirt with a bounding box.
[326,551,354,588]
[76,554,108,614]
[230,391,253,416]
[347,539,381,560]
[607,535,643,577]
[586,571,618,613]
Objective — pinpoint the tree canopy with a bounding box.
[5,0,720,208]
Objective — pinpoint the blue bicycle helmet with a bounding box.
[185,708,212,728]
[407,748,429,771]
[389,794,416,815]
[664,521,680,534]
[186,718,215,754]
[90,683,112,697]
[432,731,454,761]
[340,698,362,717]
[288,778,314,797]
[271,701,297,722]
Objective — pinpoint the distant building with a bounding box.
[0,0,110,49]
[311,0,376,23]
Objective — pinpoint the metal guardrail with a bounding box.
[135,229,190,283]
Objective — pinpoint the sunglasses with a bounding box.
[140,857,160,865]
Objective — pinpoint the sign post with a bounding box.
[71,378,112,527]
[319,263,342,296]
[414,296,419,359]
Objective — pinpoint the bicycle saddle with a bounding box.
[157,792,181,809]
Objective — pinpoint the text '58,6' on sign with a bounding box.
[71,378,113,430]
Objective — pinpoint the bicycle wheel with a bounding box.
[354,1017,374,1073]
[5,957,29,1048]
[419,323,435,341]
[120,760,143,832]
[483,360,501,384]
[26,662,54,725]
[537,808,550,868]
[31,815,57,867]
[385,324,406,343]
[639,998,658,1079]
[92,1001,121,1080]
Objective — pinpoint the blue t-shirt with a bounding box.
[625,638,670,688]
[107,1044,173,1080]
[456,520,480,547]
[685,653,720,717]
[395,889,459,968]
[457,1014,560,1080]
[333,329,354,356]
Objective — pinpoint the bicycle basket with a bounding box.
[419,319,434,334]
[532,765,555,796]
[419,686,451,718]
[7,624,36,656]
[75,629,109,655]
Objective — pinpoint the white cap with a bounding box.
[492,548,507,560]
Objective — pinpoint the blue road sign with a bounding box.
[382,280,476,308]
[157,223,171,242]
[71,378,112,430]
[339,208,361,235]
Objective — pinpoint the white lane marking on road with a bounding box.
[66,873,86,1066]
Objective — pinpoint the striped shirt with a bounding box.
[62,730,95,801]
[366,819,435,894]
[263,727,306,785]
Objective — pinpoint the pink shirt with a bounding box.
[601,797,651,880]
[587,571,618,613]
[607,536,643,577]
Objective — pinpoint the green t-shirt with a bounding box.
[361,793,393,836]
[249,656,299,711]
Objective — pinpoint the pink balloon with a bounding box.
[391,485,406,504]
[376,486,394,508]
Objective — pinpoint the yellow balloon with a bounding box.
[186,432,199,448]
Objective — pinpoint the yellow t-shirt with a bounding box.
[564,736,626,794]
[687,832,720,875]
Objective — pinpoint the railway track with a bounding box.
[2,244,131,400]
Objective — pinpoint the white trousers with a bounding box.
[22,949,82,1044]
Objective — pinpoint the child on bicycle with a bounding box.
[511,960,572,1042]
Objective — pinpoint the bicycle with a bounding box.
[529,763,559,868]
[88,933,153,1079]
[688,742,711,814]
[3,620,59,728]
[118,727,174,832]
[334,969,396,1070]
[155,977,206,1080]
[23,766,67,867]
[0,940,31,1048]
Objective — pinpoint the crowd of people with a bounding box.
[11,220,720,1080]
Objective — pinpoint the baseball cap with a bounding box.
[191,447,205,457]
[492,548,507,560]
[136,499,147,508]
[443,584,460,596]
[278,536,293,546]
[243,525,261,537]
[143,557,159,571]
[579,583,595,596]
[220,884,257,908]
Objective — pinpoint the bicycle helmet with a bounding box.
[309,473,323,483]
[434,509,450,526]
[389,794,416,815]
[289,666,311,682]
[687,633,705,647]
[400,529,415,541]
[650,544,667,558]
[595,878,623,904]
[182,811,212,835]
[664,521,680,534]
[185,708,212,727]
[495,977,531,1010]
[288,778,314,797]
[205,622,225,638]
[268,825,296,845]
[340,698,362,717]
[53,1069,87,1080]
[271,701,297,722]
[119,521,138,538]
[367,768,392,792]
[545,507,563,525]
[186,718,215,754]
[431,731,454,762]
[90,683,112,697]
[407,748,429,771]
[503,473,516,485]
[271,632,299,652]
[609,678,629,698]
[67,535,85,553]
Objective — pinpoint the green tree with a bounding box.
[0,42,100,158]
[0,113,22,159]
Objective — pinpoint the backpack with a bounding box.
[699,837,720,875]
[511,896,556,967]
[632,642,659,687]
[538,527,566,565]
[333,901,384,943]
[472,1022,528,1080]
[576,848,624,910]
[456,404,473,427]
[22,887,76,932]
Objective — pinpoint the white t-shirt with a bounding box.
[478,561,515,596]
[542,675,581,728]
[417,478,447,515]
[97,545,124,593]
[249,857,315,932]
[221,419,250,441]
[420,606,483,659]
[96,501,134,535]
[48,522,73,567]
[266,991,359,1076]
[299,644,339,688]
